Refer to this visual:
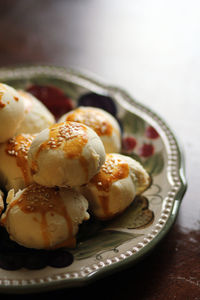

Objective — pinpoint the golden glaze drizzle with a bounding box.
[0,190,4,214]
[0,84,19,109]
[0,92,5,109]
[31,122,89,180]
[5,134,35,185]
[65,107,113,136]
[91,154,129,217]
[4,184,74,248]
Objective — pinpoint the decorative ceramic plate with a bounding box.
[0,66,186,294]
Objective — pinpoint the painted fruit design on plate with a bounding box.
[0,83,164,270]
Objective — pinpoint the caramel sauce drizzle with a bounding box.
[0,92,5,109]
[65,107,113,136]
[5,184,73,249]
[91,154,129,217]
[5,135,35,185]
[0,84,20,109]
[31,122,89,180]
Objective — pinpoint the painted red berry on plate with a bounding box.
[145,126,159,139]
[27,85,74,119]
[139,143,154,157]
[122,136,137,152]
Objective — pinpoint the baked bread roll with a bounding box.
[28,121,106,187]
[0,83,25,143]
[58,106,121,153]
[1,184,89,249]
[81,153,150,220]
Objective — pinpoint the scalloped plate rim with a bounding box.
[0,65,187,294]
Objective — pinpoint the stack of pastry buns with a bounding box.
[0,83,150,250]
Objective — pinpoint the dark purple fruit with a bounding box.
[0,253,23,270]
[78,92,117,116]
[48,250,74,268]
[23,251,49,270]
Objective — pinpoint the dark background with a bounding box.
[0,0,199,299]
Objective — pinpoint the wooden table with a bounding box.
[0,0,199,298]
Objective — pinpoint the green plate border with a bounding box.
[0,65,187,294]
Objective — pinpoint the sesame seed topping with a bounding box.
[6,134,35,159]
[45,122,87,150]
[65,108,113,136]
